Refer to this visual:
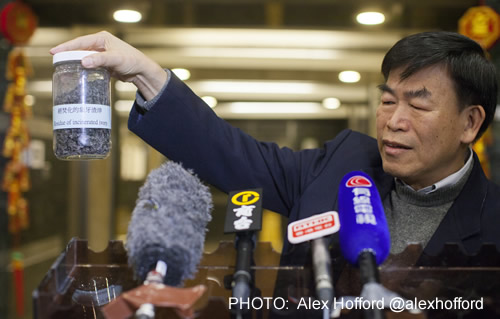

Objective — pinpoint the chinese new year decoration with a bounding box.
[459,5,499,178]
[2,48,32,318]
[459,6,500,49]
[2,48,31,240]
[0,1,37,317]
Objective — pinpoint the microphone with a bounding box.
[224,188,263,317]
[338,171,390,319]
[126,161,213,287]
[288,211,340,317]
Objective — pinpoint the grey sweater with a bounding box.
[383,162,473,254]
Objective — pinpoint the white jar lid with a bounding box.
[53,50,99,65]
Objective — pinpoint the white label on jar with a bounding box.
[53,104,111,130]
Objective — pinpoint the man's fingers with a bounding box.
[49,31,157,86]
[82,51,120,69]
[81,53,98,68]
[82,51,139,82]
[49,31,109,55]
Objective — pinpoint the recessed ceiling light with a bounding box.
[229,102,322,114]
[322,97,340,109]
[339,71,361,83]
[201,96,217,108]
[196,80,316,94]
[113,9,142,23]
[24,95,35,106]
[172,68,191,81]
[356,12,385,25]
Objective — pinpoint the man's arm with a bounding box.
[51,31,326,216]
[129,72,316,216]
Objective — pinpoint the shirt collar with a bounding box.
[397,148,474,195]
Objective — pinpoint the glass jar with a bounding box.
[52,51,111,160]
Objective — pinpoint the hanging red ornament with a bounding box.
[0,1,37,45]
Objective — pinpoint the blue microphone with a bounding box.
[338,171,390,266]
[338,171,390,319]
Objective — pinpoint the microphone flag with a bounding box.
[224,188,263,233]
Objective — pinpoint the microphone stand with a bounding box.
[312,237,334,319]
[232,231,255,319]
[135,303,155,319]
[224,188,263,319]
[358,251,385,319]
[135,261,167,319]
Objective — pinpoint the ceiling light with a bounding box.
[201,96,217,108]
[356,12,385,25]
[125,28,402,50]
[196,80,316,94]
[113,79,368,102]
[28,80,52,92]
[24,95,35,106]
[339,71,361,83]
[113,9,142,23]
[172,68,191,80]
[182,47,339,60]
[322,97,340,110]
[229,102,322,114]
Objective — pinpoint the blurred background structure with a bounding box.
[1,0,500,318]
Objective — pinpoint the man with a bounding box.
[51,31,500,264]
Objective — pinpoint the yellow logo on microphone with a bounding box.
[231,191,260,206]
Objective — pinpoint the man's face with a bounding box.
[376,64,470,190]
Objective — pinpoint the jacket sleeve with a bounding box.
[128,72,348,216]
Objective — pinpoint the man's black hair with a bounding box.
[381,31,498,141]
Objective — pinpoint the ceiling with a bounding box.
[23,0,477,30]
[20,0,479,121]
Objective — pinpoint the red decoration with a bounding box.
[0,1,37,45]
[459,6,500,49]
[12,252,24,317]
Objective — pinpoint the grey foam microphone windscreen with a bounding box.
[126,161,213,286]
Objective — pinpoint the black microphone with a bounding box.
[338,171,390,319]
[126,160,213,284]
[224,189,263,317]
[288,211,340,317]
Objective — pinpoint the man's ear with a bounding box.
[461,105,486,144]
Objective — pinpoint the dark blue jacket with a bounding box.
[129,73,500,265]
